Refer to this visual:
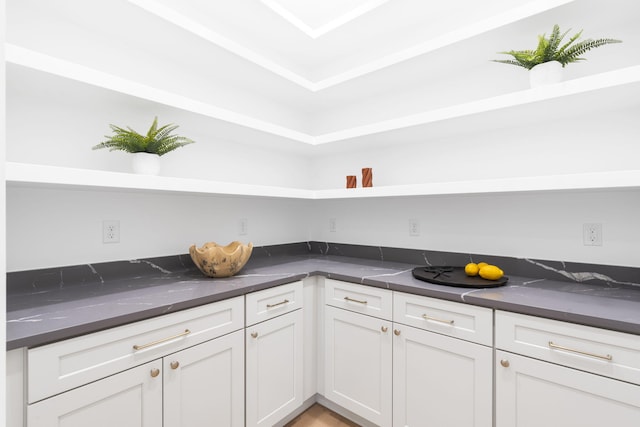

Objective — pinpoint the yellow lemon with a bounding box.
[479,265,504,281]
[464,263,479,276]
[477,262,489,270]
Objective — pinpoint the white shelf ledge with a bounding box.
[314,170,640,199]
[7,162,640,200]
[315,66,640,145]
[5,44,315,145]
[8,44,640,148]
[5,162,313,199]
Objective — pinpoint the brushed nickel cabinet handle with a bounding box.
[422,314,455,325]
[133,329,191,351]
[150,368,160,378]
[266,299,289,309]
[548,341,613,361]
[394,329,401,336]
[170,361,180,370]
[500,359,510,368]
[344,296,368,305]
[251,332,258,339]
[381,326,388,333]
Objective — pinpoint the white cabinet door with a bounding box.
[393,324,492,427]
[27,360,163,427]
[496,350,640,427]
[246,309,304,427]
[324,305,392,427]
[164,330,245,427]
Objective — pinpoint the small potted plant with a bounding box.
[492,24,621,88]
[93,116,195,175]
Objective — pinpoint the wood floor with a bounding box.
[284,404,360,427]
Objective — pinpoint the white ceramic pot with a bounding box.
[131,152,161,175]
[529,61,563,88]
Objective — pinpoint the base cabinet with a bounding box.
[27,330,244,427]
[324,305,393,427]
[496,350,640,426]
[393,324,492,427]
[164,330,245,427]
[246,308,304,427]
[495,310,640,427]
[28,360,163,427]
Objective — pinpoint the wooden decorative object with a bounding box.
[362,168,373,187]
[346,175,357,188]
[189,241,253,277]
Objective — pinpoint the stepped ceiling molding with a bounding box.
[128,0,576,91]
[259,0,392,39]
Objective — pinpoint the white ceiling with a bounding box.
[130,0,542,86]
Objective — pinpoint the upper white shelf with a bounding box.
[7,162,640,200]
[7,44,640,147]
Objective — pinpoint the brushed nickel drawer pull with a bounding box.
[381,326,388,333]
[394,329,401,336]
[150,368,160,378]
[548,341,613,361]
[170,361,180,370]
[422,314,455,325]
[251,332,258,339]
[266,299,289,309]
[344,296,368,305]
[133,329,191,351]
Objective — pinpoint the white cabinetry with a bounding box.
[392,292,493,427]
[28,359,163,427]
[163,331,244,427]
[245,281,304,427]
[495,311,640,426]
[324,280,393,427]
[323,281,495,427]
[26,297,245,427]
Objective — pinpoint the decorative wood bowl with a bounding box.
[189,241,253,278]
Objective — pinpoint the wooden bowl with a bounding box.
[189,241,253,278]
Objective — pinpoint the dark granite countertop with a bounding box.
[7,244,640,350]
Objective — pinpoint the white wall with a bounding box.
[6,186,312,271]
[310,108,640,190]
[7,185,639,271]
[5,1,639,273]
[309,189,640,268]
[6,64,314,188]
[1,0,9,419]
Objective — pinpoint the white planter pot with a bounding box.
[529,61,563,88]
[131,153,161,175]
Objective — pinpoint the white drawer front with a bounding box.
[496,310,640,385]
[324,279,392,320]
[393,292,493,346]
[28,296,244,403]
[245,281,303,326]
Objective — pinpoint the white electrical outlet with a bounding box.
[103,220,120,243]
[409,219,420,236]
[329,218,337,233]
[583,223,602,246]
[239,218,248,235]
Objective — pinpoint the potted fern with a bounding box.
[93,116,195,175]
[493,25,621,88]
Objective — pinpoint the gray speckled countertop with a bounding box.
[7,249,640,350]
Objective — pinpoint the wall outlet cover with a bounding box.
[103,220,120,244]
